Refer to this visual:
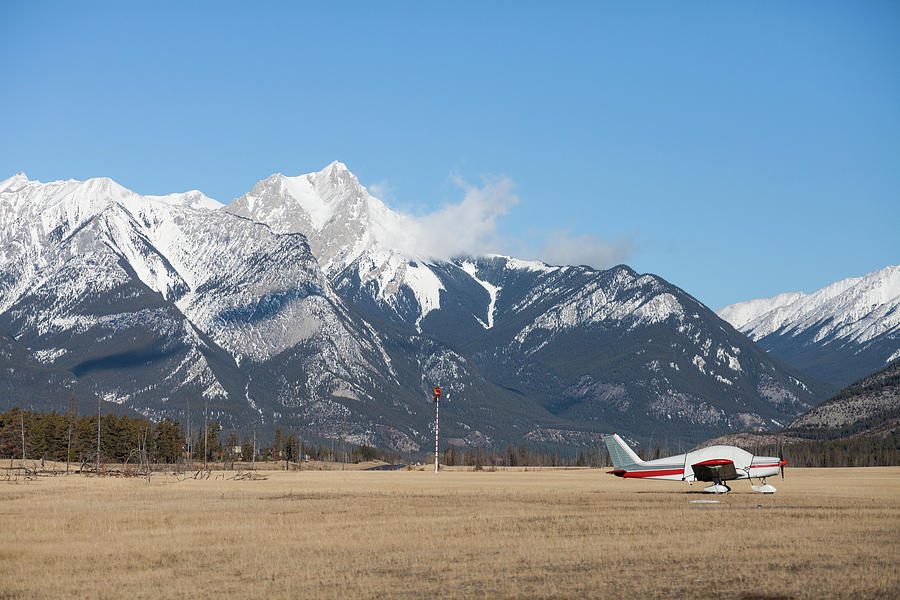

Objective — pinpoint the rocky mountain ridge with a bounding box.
[718,265,900,386]
[699,359,900,465]
[224,163,832,446]
[0,165,838,450]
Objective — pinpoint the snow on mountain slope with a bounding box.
[226,162,459,330]
[718,266,900,345]
[0,207,241,417]
[0,173,399,423]
[144,190,222,210]
[227,161,381,274]
[0,173,378,363]
[1,170,575,449]
[338,246,445,332]
[224,164,700,345]
[0,166,835,448]
[220,164,828,443]
[1,175,143,313]
[0,173,28,194]
[717,266,900,344]
[508,266,688,347]
[451,257,825,443]
[718,266,900,385]
[717,292,807,331]
[459,260,499,328]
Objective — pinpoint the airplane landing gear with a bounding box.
[751,476,777,494]
[703,476,731,493]
[702,483,731,493]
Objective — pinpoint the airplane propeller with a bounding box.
[779,442,785,479]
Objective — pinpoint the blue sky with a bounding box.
[2,1,898,309]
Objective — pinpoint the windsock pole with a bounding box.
[433,387,442,473]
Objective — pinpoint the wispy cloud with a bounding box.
[368,180,393,202]
[534,229,634,268]
[372,175,632,269]
[372,175,519,260]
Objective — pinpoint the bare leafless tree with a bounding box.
[95,395,101,474]
[66,394,76,475]
[186,398,192,470]
[141,422,151,486]
[203,398,208,471]
[341,410,346,471]
[20,410,27,478]
[251,421,257,471]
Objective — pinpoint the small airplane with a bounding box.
[603,433,787,494]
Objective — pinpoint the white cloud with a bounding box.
[535,229,634,268]
[371,175,632,269]
[368,180,393,202]
[372,176,519,260]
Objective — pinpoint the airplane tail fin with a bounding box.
[604,433,644,469]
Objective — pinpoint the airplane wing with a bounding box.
[691,459,738,482]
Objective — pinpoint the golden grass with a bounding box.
[1,466,898,599]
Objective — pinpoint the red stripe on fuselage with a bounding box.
[749,463,779,468]
[622,468,684,478]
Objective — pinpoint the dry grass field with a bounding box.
[1,465,898,599]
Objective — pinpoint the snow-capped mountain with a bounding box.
[450,256,829,444]
[0,174,244,421]
[0,171,568,449]
[0,164,838,449]
[718,266,900,386]
[226,161,448,331]
[220,163,830,446]
[0,172,406,432]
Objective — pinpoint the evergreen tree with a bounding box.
[273,427,283,460]
[241,434,253,462]
[223,430,240,466]
[154,418,183,463]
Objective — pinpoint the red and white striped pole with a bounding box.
[433,387,442,473]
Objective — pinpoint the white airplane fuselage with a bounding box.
[604,433,786,492]
[613,446,782,481]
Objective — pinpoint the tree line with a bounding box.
[754,435,900,468]
[441,437,900,470]
[441,444,611,469]
[0,406,400,467]
[0,405,607,469]
[3,405,894,470]
[0,405,182,465]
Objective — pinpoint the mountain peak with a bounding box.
[310,160,361,190]
[323,160,349,173]
[718,265,900,342]
[486,254,557,273]
[231,161,371,232]
[145,189,222,210]
[0,172,29,194]
[717,265,900,385]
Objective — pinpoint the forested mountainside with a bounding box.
[700,359,900,466]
